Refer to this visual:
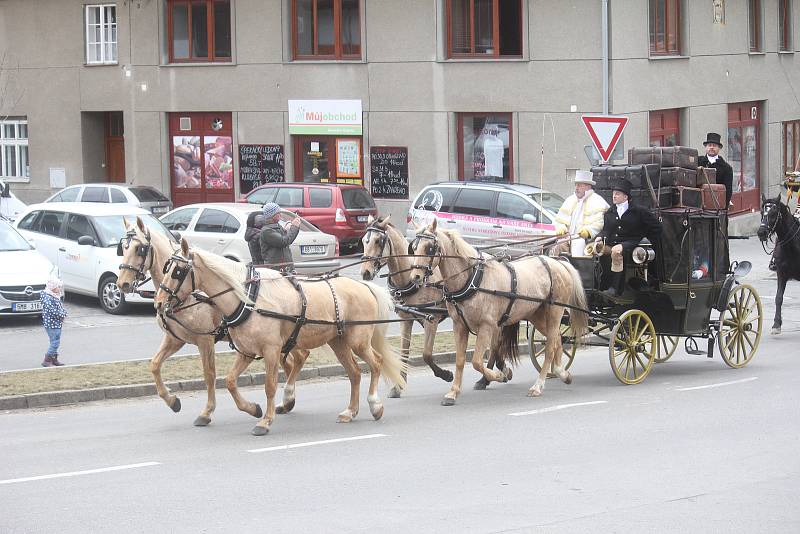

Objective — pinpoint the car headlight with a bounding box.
[632,246,656,264]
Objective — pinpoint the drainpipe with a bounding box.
[602,0,609,114]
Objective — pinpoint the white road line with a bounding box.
[508,400,608,417]
[247,433,387,453]
[0,462,161,486]
[676,377,759,391]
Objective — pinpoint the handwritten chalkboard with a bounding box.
[238,144,285,193]
[370,146,408,199]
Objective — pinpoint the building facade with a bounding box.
[1,0,799,230]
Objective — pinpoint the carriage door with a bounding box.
[727,102,761,213]
[684,218,715,331]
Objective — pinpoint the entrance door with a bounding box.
[105,111,125,183]
[293,135,363,184]
[169,112,235,207]
[727,102,761,213]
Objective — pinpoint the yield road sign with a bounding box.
[581,115,628,162]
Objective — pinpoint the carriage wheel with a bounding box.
[528,317,576,378]
[654,335,679,363]
[718,284,762,369]
[609,310,656,385]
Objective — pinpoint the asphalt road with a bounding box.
[1,339,798,532]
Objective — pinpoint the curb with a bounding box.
[0,344,531,411]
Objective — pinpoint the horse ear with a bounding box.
[181,237,189,256]
[775,193,782,204]
[136,216,146,232]
[367,214,375,225]
[429,218,438,232]
[383,214,391,225]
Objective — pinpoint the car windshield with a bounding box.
[526,191,565,213]
[341,188,376,210]
[128,186,169,202]
[0,221,32,251]
[93,214,177,247]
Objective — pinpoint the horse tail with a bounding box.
[362,282,409,391]
[559,260,588,347]
[498,322,520,366]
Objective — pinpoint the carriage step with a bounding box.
[684,337,706,356]
[685,348,706,356]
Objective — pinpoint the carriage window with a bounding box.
[452,188,493,217]
[161,207,198,231]
[194,208,228,232]
[690,221,712,281]
[496,192,538,221]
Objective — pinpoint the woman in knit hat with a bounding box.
[258,202,301,273]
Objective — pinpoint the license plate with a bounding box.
[301,245,326,255]
[13,301,43,312]
[356,215,369,222]
[152,206,169,214]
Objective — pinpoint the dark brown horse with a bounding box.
[758,194,800,334]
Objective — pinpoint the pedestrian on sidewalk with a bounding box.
[41,276,67,367]
[259,202,301,274]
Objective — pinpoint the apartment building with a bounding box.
[1,0,798,230]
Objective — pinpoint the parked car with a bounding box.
[0,219,57,316]
[14,203,176,314]
[0,179,28,222]
[239,183,377,253]
[406,181,565,248]
[45,183,172,215]
[159,203,340,274]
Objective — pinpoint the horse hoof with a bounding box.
[505,368,513,381]
[170,398,182,413]
[337,412,353,423]
[388,387,402,399]
[371,404,384,421]
[253,404,263,419]
[276,398,295,414]
[473,380,488,391]
[564,373,573,385]
[771,327,781,335]
[193,415,211,427]
[528,389,542,398]
[251,425,270,436]
[442,370,454,383]
[441,397,456,406]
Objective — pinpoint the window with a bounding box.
[784,120,800,174]
[749,0,762,52]
[161,208,198,231]
[649,109,680,147]
[50,187,80,202]
[129,186,169,202]
[16,211,41,231]
[110,188,127,203]
[446,0,522,58]
[341,187,375,209]
[0,118,29,180]
[85,4,117,64]
[457,113,513,182]
[81,186,109,202]
[309,188,333,207]
[39,212,65,237]
[649,0,680,55]
[246,188,277,205]
[274,187,304,207]
[65,214,98,242]
[496,192,537,221]
[194,208,230,232]
[168,0,231,62]
[293,0,361,60]
[415,187,458,212]
[452,189,493,216]
[728,102,761,213]
[779,0,793,51]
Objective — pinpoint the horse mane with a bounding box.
[148,227,178,254]
[190,248,281,305]
[440,228,479,258]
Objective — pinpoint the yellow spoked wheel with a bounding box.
[609,310,656,385]
[718,284,763,369]
[528,318,576,378]
[654,335,679,363]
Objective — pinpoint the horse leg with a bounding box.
[276,348,310,414]
[351,332,386,420]
[547,306,572,385]
[148,334,185,414]
[252,351,280,436]
[471,329,505,385]
[474,331,504,390]
[192,337,217,427]
[422,320,453,383]
[772,274,787,335]
[442,323,469,406]
[329,338,361,422]
[389,319,412,398]
[225,354,263,420]
[530,319,558,397]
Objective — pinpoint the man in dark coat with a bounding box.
[259,202,300,273]
[594,178,662,297]
[698,132,734,208]
[245,211,265,264]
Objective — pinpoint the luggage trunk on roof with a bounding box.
[629,146,699,170]
[660,167,697,187]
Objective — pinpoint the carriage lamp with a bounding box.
[632,246,656,264]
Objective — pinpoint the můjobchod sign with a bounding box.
[288,100,362,135]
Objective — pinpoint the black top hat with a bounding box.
[611,177,632,197]
[703,132,724,147]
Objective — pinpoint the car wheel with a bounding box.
[99,274,129,315]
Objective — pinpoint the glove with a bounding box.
[555,227,567,236]
[579,228,591,239]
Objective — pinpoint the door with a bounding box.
[727,102,761,213]
[295,136,335,182]
[105,111,125,183]
[58,214,99,291]
[449,188,497,240]
[191,208,239,255]
[32,211,66,269]
[683,219,715,333]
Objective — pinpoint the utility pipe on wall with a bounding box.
[602,0,609,114]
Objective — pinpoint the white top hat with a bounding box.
[574,170,595,185]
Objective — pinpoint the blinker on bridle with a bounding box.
[361,225,390,272]
[410,232,440,281]
[159,253,194,308]
[117,228,153,285]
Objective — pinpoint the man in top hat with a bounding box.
[552,170,610,256]
[699,132,734,208]
[594,178,662,297]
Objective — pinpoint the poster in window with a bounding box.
[173,136,202,189]
[204,136,233,189]
[336,138,361,179]
[370,146,409,200]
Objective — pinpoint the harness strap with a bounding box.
[325,278,345,337]
[222,265,260,328]
[280,276,308,357]
[497,260,517,326]
[444,260,485,302]
[537,256,555,305]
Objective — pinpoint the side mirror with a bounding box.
[522,214,537,223]
[171,230,182,241]
[77,235,96,246]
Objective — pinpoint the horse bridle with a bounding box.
[159,252,195,308]
[409,232,441,283]
[117,228,153,287]
[361,224,391,273]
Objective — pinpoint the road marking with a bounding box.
[676,377,759,391]
[247,433,387,453]
[0,462,161,486]
[508,400,608,417]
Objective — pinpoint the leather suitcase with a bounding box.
[671,186,703,208]
[590,166,612,190]
[660,167,696,187]
[624,164,661,189]
[629,146,699,170]
[695,167,717,187]
[701,183,726,210]
[631,188,672,209]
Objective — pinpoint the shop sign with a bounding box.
[289,100,362,135]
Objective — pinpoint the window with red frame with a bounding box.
[649,109,680,147]
[293,0,361,60]
[649,0,680,55]
[779,0,792,51]
[168,0,231,62]
[785,120,800,173]
[446,0,522,58]
[749,0,762,52]
[457,113,513,182]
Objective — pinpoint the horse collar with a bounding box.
[444,260,485,302]
[222,265,261,328]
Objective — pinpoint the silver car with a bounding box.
[45,184,173,216]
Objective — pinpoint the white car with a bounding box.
[159,203,340,274]
[14,203,176,314]
[44,183,173,216]
[0,219,57,316]
[0,179,28,222]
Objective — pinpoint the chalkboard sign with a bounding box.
[238,144,285,194]
[370,146,409,199]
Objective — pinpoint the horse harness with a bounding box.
[117,228,154,288]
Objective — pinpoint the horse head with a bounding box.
[360,215,391,281]
[758,193,785,242]
[154,237,195,312]
[117,216,154,293]
[408,218,441,286]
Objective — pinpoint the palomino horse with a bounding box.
[409,219,588,404]
[155,238,407,435]
[758,194,800,334]
[116,217,308,425]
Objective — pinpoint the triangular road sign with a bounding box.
[581,115,629,162]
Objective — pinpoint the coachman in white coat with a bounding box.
[552,170,610,256]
